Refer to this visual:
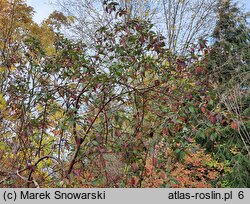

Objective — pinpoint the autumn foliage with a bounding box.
[0,0,249,188]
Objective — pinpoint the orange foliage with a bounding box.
[168,148,220,188]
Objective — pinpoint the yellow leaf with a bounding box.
[68,16,75,23]
[52,110,64,120]
[171,71,176,75]
[0,94,7,111]
[45,46,55,55]
[0,66,6,72]
[165,60,170,67]
[10,66,16,71]
[36,105,44,112]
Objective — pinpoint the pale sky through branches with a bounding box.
[26,0,54,23]
[27,0,250,24]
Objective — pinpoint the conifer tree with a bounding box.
[208,0,250,86]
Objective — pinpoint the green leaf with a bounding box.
[174,148,181,154]
[180,150,185,162]
[92,141,99,146]
[189,106,195,113]
[114,112,119,122]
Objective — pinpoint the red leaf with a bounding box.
[87,117,94,123]
[115,129,121,137]
[131,163,139,171]
[195,66,206,75]
[162,127,169,136]
[152,156,158,167]
[136,132,143,139]
[200,106,206,113]
[73,169,81,176]
[209,114,216,124]
[231,121,239,130]
[121,36,126,47]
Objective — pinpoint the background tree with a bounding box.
[161,0,217,53]
[54,0,217,53]
[53,0,161,45]
[208,0,250,86]
[196,0,250,187]
[0,0,69,187]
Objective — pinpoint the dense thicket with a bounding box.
[0,0,249,187]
